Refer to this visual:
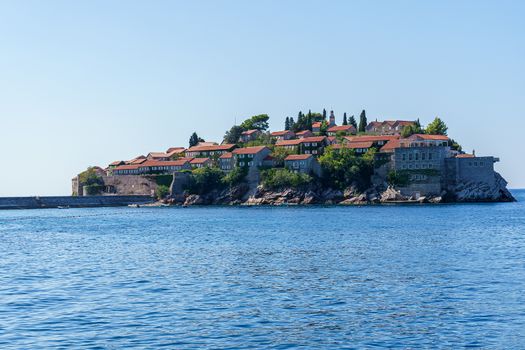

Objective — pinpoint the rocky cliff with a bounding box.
[167,171,515,206]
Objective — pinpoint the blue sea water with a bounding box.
[0,191,524,349]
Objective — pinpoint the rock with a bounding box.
[380,187,406,202]
[184,194,205,206]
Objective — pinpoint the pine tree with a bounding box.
[289,117,296,131]
[343,112,348,125]
[285,117,290,131]
[189,132,200,147]
[322,108,327,120]
[426,117,448,135]
[349,115,357,129]
[358,110,367,132]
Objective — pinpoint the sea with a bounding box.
[0,190,524,349]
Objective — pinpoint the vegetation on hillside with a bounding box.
[318,147,376,191]
[260,168,313,190]
[78,167,104,195]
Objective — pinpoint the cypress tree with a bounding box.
[285,117,290,130]
[189,132,200,147]
[358,109,367,132]
[289,117,296,131]
[343,112,348,125]
[322,108,327,120]
[349,115,357,129]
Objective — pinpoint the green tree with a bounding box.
[318,146,375,190]
[284,117,290,130]
[401,120,424,138]
[155,185,170,200]
[322,108,327,120]
[260,168,313,190]
[448,138,462,152]
[289,117,296,132]
[186,167,225,195]
[222,166,248,187]
[240,114,270,131]
[343,113,348,125]
[271,147,296,166]
[358,110,367,133]
[79,167,104,195]
[224,125,244,144]
[349,115,357,129]
[319,120,329,136]
[189,132,203,147]
[426,117,448,135]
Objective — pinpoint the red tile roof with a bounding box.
[114,164,141,171]
[219,152,233,159]
[296,130,313,136]
[300,136,326,143]
[333,141,374,149]
[409,134,449,141]
[186,144,236,152]
[166,147,185,154]
[276,139,301,146]
[232,146,269,154]
[148,152,169,158]
[141,159,190,167]
[271,130,293,136]
[190,158,210,164]
[345,135,399,143]
[312,122,322,128]
[327,125,355,132]
[379,139,401,152]
[241,129,259,135]
[456,153,475,158]
[285,154,313,161]
[109,160,125,166]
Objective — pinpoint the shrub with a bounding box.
[155,185,170,200]
[222,167,247,187]
[185,167,225,195]
[387,171,410,186]
[318,147,375,190]
[261,168,312,190]
[78,167,104,187]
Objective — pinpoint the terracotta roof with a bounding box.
[186,144,236,152]
[285,154,313,161]
[409,134,449,141]
[271,130,293,136]
[299,136,326,143]
[380,139,401,152]
[276,139,301,146]
[141,159,190,167]
[114,164,141,171]
[241,129,259,135]
[219,152,233,159]
[327,125,355,132]
[190,157,210,164]
[109,160,124,166]
[232,146,269,154]
[395,120,415,126]
[345,135,399,143]
[312,122,322,128]
[456,153,475,158]
[148,152,169,158]
[296,130,312,136]
[166,147,185,154]
[333,141,374,149]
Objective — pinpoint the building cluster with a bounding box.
[102,112,498,197]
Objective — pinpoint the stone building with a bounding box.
[284,154,322,177]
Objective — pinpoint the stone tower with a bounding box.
[329,110,336,127]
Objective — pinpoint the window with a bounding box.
[429,153,433,160]
[422,153,426,160]
[402,154,406,161]
[415,153,419,160]
[239,162,245,166]
[409,154,413,161]
[304,143,310,146]
[312,143,317,146]
[402,165,407,169]
[248,161,253,166]
[312,150,317,154]
[474,162,478,166]
[480,162,484,166]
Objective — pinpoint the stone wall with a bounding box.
[72,174,160,196]
[0,195,155,210]
[444,156,496,187]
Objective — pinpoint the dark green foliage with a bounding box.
[224,125,244,144]
[155,185,170,200]
[318,147,375,190]
[322,109,327,120]
[401,120,424,138]
[79,167,104,186]
[289,117,295,131]
[185,167,225,195]
[154,174,173,187]
[189,132,203,147]
[260,168,312,190]
[349,115,357,129]
[319,120,329,136]
[358,110,367,132]
[426,117,448,135]
[387,171,410,186]
[284,117,290,131]
[84,185,104,195]
[343,113,348,125]
[222,166,247,187]
[240,114,270,131]
[449,138,462,152]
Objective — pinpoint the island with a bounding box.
[72,110,515,205]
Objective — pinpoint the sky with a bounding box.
[0,0,524,196]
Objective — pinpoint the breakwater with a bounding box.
[0,195,155,210]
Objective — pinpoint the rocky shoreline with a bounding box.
[163,171,515,207]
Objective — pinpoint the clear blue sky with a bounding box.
[0,0,523,196]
